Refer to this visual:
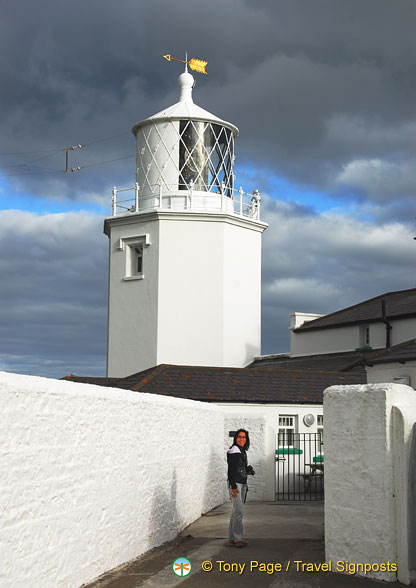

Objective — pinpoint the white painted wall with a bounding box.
[290,317,416,357]
[289,312,323,329]
[0,372,224,588]
[324,383,416,584]
[290,324,360,356]
[157,213,266,369]
[105,210,266,377]
[218,402,324,437]
[391,317,416,346]
[366,361,416,387]
[220,403,324,501]
[105,212,160,377]
[223,414,275,502]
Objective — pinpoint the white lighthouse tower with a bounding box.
[104,68,268,378]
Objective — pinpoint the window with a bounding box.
[358,325,371,349]
[278,415,297,447]
[131,244,143,276]
[124,239,145,280]
[178,120,234,195]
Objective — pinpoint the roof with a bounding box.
[82,364,365,404]
[249,349,377,373]
[132,72,238,136]
[60,375,121,387]
[362,338,416,366]
[294,288,416,332]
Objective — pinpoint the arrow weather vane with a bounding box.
[163,53,208,75]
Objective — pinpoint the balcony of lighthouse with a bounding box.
[110,182,262,221]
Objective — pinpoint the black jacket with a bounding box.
[227,445,249,489]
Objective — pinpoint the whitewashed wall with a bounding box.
[366,360,416,388]
[223,414,275,502]
[106,211,266,378]
[290,317,416,357]
[324,383,416,584]
[0,372,224,588]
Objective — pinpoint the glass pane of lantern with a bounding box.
[179,120,208,190]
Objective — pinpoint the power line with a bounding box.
[0,131,130,158]
[0,149,64,169]
[2,154,135,176]
[80,131,130,148]
[79,154,135,170]
[0,131,134,177]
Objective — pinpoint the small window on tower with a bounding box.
[124,241,144,280]
[133,245,143,276]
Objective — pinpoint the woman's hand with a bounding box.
[230,488,239,498]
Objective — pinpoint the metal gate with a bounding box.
[276,433,324,501]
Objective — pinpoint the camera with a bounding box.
[247,465,255,476]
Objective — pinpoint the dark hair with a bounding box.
[231,428,250,450]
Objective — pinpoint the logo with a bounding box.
[172,557,192,577]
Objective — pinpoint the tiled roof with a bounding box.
[111,364,365,404]
[294,288,416,332]
[249,350,376,373]
[60,375,120,387]
[363,338,416,366]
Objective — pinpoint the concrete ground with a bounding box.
[84,501,404,588]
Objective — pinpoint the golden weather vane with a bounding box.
[163,54,208,75]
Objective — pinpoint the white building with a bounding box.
[290,287,416,357]
[104,69,267,378]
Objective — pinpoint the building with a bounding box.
[65,73,416,500]
[289,287,416,357]
[104,68,267,378]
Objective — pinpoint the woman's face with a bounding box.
[236,432,247,448]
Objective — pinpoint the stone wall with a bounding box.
[324,383,416,584]
[0,372,224,588]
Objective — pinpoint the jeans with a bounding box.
[229,483,247,542]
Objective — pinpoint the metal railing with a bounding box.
[110,181,261,221]
[276,433,324,501]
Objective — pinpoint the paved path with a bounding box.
[84,501,404,588]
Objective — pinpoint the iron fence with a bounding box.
[276,433,324,501]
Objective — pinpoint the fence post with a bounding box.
[187,180,193,210]
[135,183,139,212]
[239,187,243,216]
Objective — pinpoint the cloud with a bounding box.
[1,1,416,374]
[1,0,415,220]
[1,203,414,375]
[260,197,415,353]
[335,159,416,202]
[0,210,108,377]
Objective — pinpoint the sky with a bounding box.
[1,0,416,378]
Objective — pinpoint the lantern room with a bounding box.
[131,71,240,213]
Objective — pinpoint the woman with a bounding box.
[227,428,254,548]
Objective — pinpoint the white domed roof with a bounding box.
[132,72,239,136]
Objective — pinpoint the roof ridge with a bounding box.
[131,364,169,391]
[368,337,416,360]
[249,367,363,376]
[296,287,416,331]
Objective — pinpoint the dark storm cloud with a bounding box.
[1,0,416,211]
[1,1,416,376]
[0,211,108,377]
[1,202,413,375]
[260,196,415,353]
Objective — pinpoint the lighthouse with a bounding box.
[104,68,268,378]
